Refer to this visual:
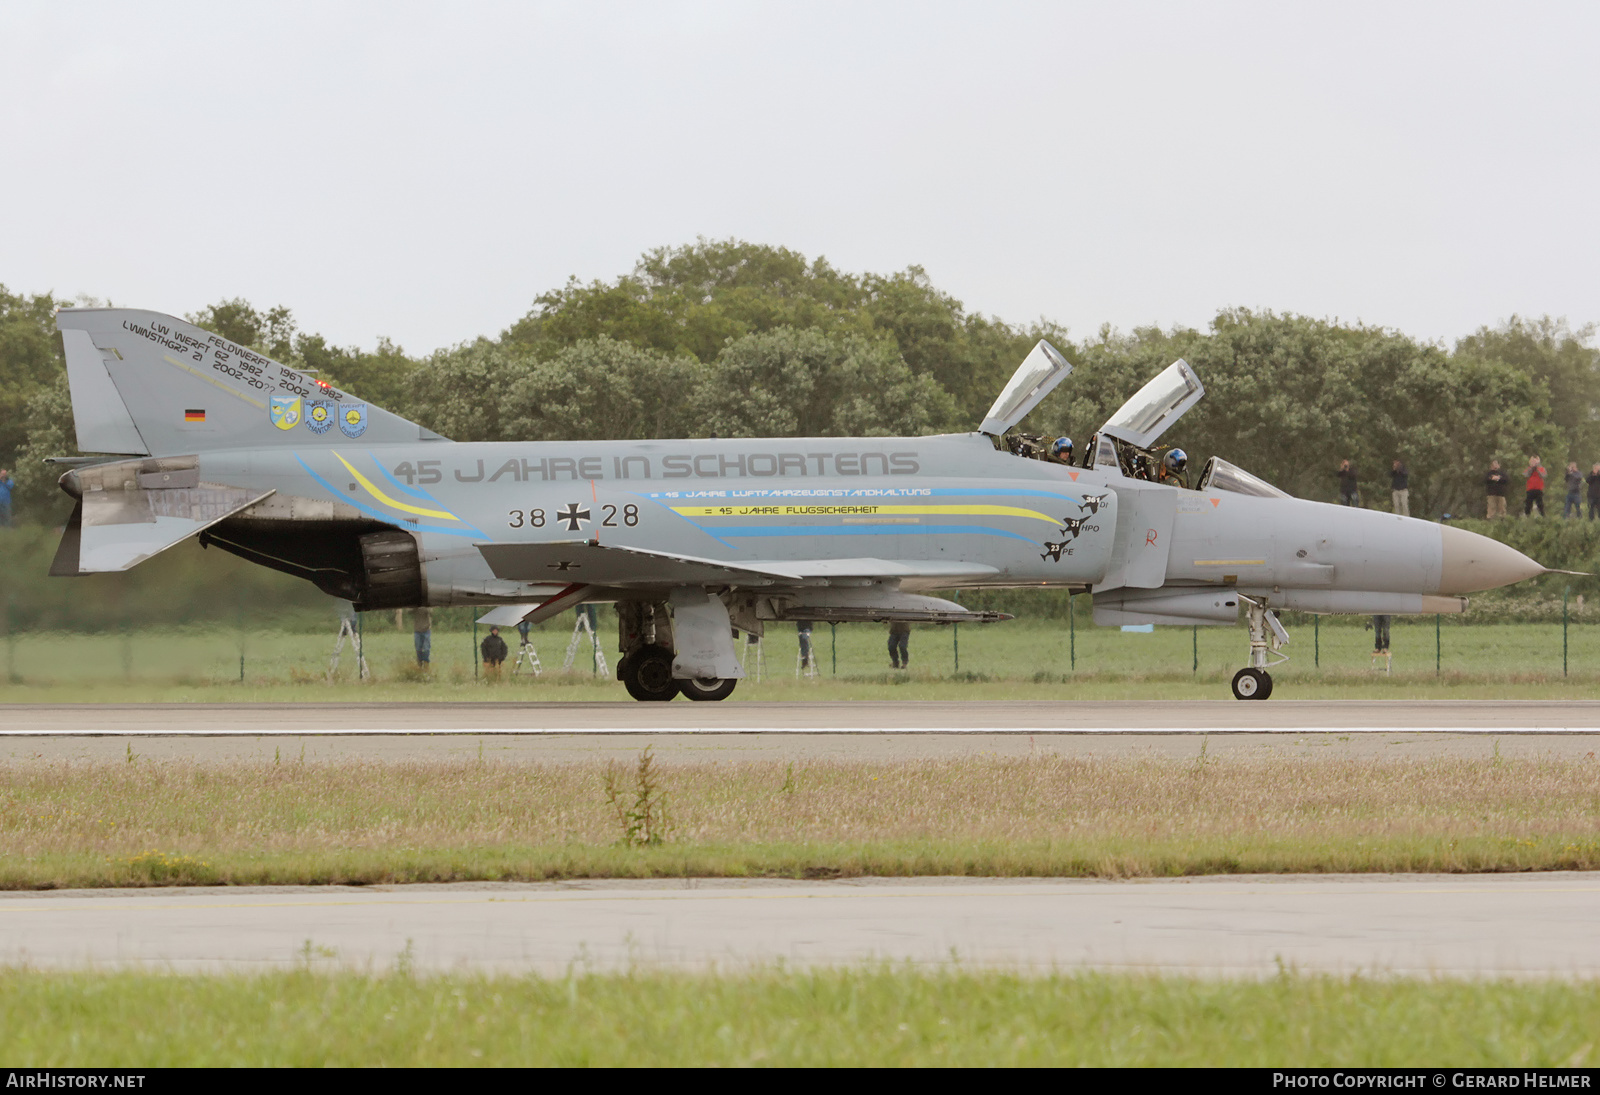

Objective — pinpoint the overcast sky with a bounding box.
[3,1,1597,354]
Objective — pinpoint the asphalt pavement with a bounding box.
[1,874,1594,977]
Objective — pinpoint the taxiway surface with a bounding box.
[2,874,1594,977]
[6,699,1600,735]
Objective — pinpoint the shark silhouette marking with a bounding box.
[1077,493,1109,515]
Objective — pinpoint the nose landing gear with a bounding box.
[1232,596,1289,700]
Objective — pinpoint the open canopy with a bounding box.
[1097,358,1204,450]
[979,340,1074,437]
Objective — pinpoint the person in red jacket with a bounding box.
[1524,455,1547,517]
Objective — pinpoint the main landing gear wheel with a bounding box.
[1231,667,1273,701]
[622,646,680,702]
[680,676,738,702]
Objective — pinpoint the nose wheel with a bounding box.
[1231,667,1273,700]
[1233,596,1289,701]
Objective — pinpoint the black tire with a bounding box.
[680,676,738,702]
[1231,667,1272,701]
[623,646,679,702]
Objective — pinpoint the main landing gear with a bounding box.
[1231,596,1289,701]
[615,600,743,702]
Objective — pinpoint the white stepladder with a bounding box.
[562,607,610,679]
[741,632,765,682]
[513,635,543,676]
[327,606,369,681]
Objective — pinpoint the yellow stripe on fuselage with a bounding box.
[332,452,460,521]
[670,504,1062,524]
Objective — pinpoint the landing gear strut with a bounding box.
[1232,596,1289,701]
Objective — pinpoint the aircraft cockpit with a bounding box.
[982,344,1205,485]
[984,344,1292,497]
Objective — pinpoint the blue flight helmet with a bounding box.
[1164,448,1188,475]
[1051,436,1073,462]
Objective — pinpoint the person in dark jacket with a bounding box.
[1564,463,1585,518]
[1390,460,1409,516]
[1336,460,1359,506]
[480,626,509,677]
[1587,464,1600,520]
[1486,460,1509,519]
[1524,456,1547,517]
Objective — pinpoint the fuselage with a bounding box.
[193,431,1518,611]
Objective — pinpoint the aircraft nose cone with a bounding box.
[1438,525,1544,594]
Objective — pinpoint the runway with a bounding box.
[6,699,1600,735]
[2,874,1595,977]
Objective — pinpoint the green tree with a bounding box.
[0,286,68,475]
[698,327,955,438]
[1454,316,1600,466]
[504,337,705,442]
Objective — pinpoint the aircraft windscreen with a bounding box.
[1101,359,1202,442]
[1198,456,1292,499]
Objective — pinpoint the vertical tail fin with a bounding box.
[55,308,444,455]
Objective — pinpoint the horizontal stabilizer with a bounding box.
[53,456,272,573]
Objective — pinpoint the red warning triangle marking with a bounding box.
[1068,472,1079,481]
[1209,498,1220,507]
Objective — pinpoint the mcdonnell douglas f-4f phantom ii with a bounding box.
[49,308,1548,701]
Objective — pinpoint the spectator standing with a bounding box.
[0,469,12,527]
[1565,463,1585,518]
[1390,460,1409,517]
[1370,615,1391,656]
[888,620,911,669]
[1524,456,1547,517]
[1336,460,1359,506]
[413,606,432,666]
[1587,465,1600,521]
[480,625,508,677]
[1485,460,1509,519]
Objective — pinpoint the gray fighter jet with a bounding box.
[48,308,1546,701]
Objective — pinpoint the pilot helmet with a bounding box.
[1051,436,1073,460]
[1164,448,1188,474]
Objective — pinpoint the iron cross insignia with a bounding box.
[555,503,591,531]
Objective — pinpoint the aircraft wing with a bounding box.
[475,540,998,587]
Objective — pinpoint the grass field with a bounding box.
[6,619,1600,701]
[2,968,1595,1066]
[3,751,1596,887]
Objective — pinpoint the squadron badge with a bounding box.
[305,400,333,435]
[270,395,302,431]
[339,402,368,438]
